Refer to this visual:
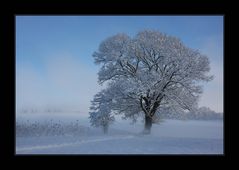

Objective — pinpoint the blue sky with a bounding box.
[16,16,223,113]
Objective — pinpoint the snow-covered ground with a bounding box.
[16,112,223,154]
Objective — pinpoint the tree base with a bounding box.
[142,129,151,135]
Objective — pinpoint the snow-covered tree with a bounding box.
[89,90,115,134]
[89,30,212,134]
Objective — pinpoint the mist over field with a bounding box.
[16,112,223,154]
[16,16,223,154]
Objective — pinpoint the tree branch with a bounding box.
[140,96,149,116]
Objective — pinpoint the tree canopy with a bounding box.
[89,30,212,133]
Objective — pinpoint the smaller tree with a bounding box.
[89,91,115,134]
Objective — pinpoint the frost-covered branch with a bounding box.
[89,30,213,133]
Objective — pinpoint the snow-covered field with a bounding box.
[16,112,223,154]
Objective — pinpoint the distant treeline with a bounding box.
[17,107,63,113]
[155,107,223,121]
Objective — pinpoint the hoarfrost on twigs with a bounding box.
[89,30,212,133]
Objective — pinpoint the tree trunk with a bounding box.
[103,124,108,134]
[144,115,152,134]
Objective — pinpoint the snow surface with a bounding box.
[16,112,223,154]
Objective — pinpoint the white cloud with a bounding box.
[16,54,103,114]
[16,63,47,109]
[197,36,223,113]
